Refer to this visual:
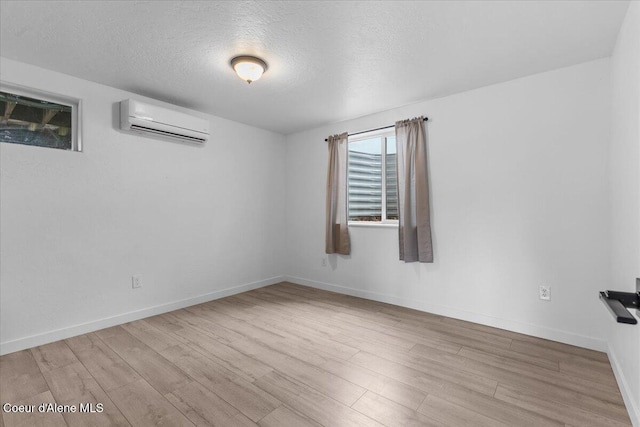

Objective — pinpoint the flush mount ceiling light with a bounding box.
[230,55,268,84]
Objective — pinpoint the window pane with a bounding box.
[348,137,382,221]
[0,91,73,150]
[386,136,398,220]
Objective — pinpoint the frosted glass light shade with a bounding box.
[230,56,268,84]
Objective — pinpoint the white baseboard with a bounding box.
[0,276,284,356]
[284,275,607,352]
[608,343,640,427]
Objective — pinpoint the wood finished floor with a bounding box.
[0,282,632,427]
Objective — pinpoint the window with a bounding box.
[0,84,81,151]
[348,131,398,224]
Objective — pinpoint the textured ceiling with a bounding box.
[0,1,629,134]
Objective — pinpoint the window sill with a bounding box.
[348,222,398,229]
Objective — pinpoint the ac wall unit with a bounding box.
[119,99,209,144]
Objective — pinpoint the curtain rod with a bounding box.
[324,117,428,141]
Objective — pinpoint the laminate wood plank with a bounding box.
[257,406,321,427]
[267,284,514,351]
[275,286,561,368]
[272,298,462,363]
[128,316,272,383]
[137,314,214,350]
[286,286,513,350]
[317,357,428,410]
[418,394,510,427]
[0,350,49,402]
[185,305,292,344]
[273,292,472,354]
[441,317,544,342]
[166,381,256,427]
[457,347,621,400]
[448,340,559,371]
[228,338,367,406]
[441,319,605,370]
[65,333,141,391]
[60,390,130,427]
[120,319,182,353]
[159,344,233,384]
[351,390,442,427]
[186,302,352,371]
[254,371,384,427]
[261,287,402,329]
[558,358,619,387]
[519,335,610,363]
[233,292,355,340]
[243,290,432,355]
[388,322,511,356]
[159,344,281,422]
[0,390,66,427]
[228,301,360,361]
[277,283,392,314]
[310,315,417,351]
[257,286,401,331]
[30,341,77,373]
[354,338,628,422]
[144,313,184,334]
[343,344,561,426]
[353,335,461,368]
[452,357,630,422]
[177,334,273,384]
[375,300,443,322]
[43,362,130,426]
[510,338,610,364]
[232,291,326,320]
[391,314,514,350]
[251,286,357,316]
[167,309,250,344]
[351,350,499,396]
[107,379,194,426]
[42,361,104,402]
[494,384,632,427]
[205,299,261,322]
[346,349,455,396]
[95,326,192,396]
[436,382,563,427]
[152,310,245,347]
[334,327,462,357]
[410,342,622,406]
[223,322,330,367]
[266,317,360,361]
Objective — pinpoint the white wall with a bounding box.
[285,59,612,351]
[0,58,287,354]
[609,2,640,424]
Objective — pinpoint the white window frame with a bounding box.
[0,81,82,152]
[347,129,398,227]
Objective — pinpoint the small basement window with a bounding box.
[0,85,81,151]
[348,131,398,225]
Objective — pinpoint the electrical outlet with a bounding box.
[539,285,551,301]
[321,257,327,267]
[132,274,142,289]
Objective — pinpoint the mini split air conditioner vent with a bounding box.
[129,124,208,143]
[120,99,210,144]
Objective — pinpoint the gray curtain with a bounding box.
[396,117,433,263]
[325,132,351,255]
